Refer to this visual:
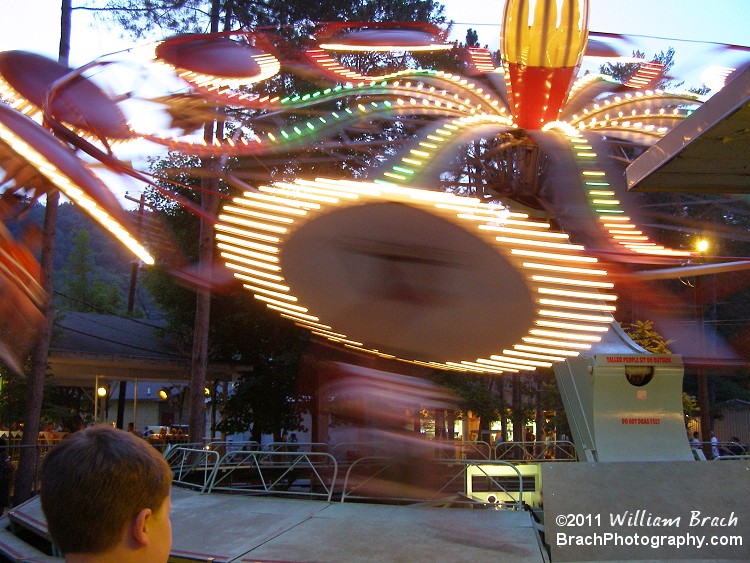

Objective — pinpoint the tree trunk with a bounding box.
[512,373,524,446]
[187,167,217,445]
[499,378,508,442]
[434,409,446,440]
[14,0,70,505]
[187,0,223,448]
[535,377,544,456]
[14,192,59,505]
[58,0,71,63]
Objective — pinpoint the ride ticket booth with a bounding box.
[554,351,693,462]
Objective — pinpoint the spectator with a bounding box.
[40,426,173,562]
[710,431,720,459]
[690,431,701,450]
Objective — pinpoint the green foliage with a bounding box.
[0,362,94,429]
[216,340,308,438]
[102,0,447,44]
[622,319,673,354]
[683,392,698,423]
[143,151,309,436]
[432,371,502,423]
[58,229,124,313]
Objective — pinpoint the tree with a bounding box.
[465,28,479,48]
[59,229,123,313]
[622,319,673,355]
[13,0,72,505]
[142,151,310,438]
[98,0,450,444]
[102,0,447,42]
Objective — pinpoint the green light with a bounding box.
[345,108,353,114]
[392,166,414,175]
[280,130,289,139]
[293,126,302,135]
[306,122,315,130]
[318,117,327,123]
[331,112,340,119]
[301,94,311,101]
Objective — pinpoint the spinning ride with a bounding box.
[0,0,748,376]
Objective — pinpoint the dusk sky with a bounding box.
[1,0,748,67]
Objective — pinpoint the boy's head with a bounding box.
[41,426,173,561]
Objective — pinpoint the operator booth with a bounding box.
[555,351,693,462]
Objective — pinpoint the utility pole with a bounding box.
[694,239,711,459]
[695,272,711,458]
[115,192,146,429]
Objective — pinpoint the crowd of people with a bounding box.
[689,430,746,458]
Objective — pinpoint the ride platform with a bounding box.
[0,486,547,562]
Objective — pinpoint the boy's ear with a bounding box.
[131,508,153,547]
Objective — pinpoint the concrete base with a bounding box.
[543,460,750,561]
[1,487,546,562]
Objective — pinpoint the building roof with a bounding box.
[626,64,750,194]
[48,312,239,384]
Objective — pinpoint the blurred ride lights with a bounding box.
[0,106,154,265]
[216,178,616,373]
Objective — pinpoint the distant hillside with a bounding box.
[8,201,160,317]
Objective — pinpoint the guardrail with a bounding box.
[204,449,339,502]
[494,440,577,462]
[463,460,532,508]
[169,447,221,492]
[262,441,329,453]
[340,456,529,507]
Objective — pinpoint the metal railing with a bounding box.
[169,447,221,492]
[205,449,339,502]
[462,460,528,509]
[494,440,577,462]
[432,440,493,460]
[262,441,329,453]
[340,456,527,507]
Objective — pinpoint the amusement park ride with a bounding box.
[1,0,750,560]
[1,0,749,462]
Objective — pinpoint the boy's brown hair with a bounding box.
[40,426,172,554]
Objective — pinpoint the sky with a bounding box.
[1,0,748,66]
[0,0,748,207]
